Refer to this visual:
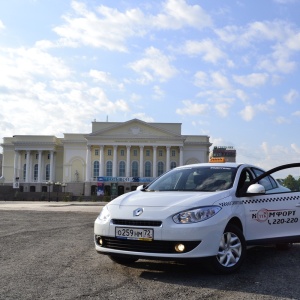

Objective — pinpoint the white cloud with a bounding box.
[215,20,293,46]
[176,100,209,115]
[0,46,71,92]
[50,80,87,91]
[89,70,111,83]
[132,113,154,122]
[181,39,225,64]
[286,32,300,51]
[211,72,231,90]
[214,103,231,117]
[258,44,296,74]
[128,47,177,83]
[194,71,209,87]
[153,0,212,30]
[152,85,165,99]
[194,71,231,90]
[292,111,300,116]
[0,19,5,30]
[291,143,300,154]
[53,1,146,51]
[239,99,275,121]
[276,116,291,124]
[284,89,299,104]
[233,73,269,87]
[239,105,255,121]
[52,0,212,52]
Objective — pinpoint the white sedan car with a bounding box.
[94,162,300,274]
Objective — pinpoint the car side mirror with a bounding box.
[246,183,266,195]
[136,184,145,191]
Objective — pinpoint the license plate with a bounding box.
[115,227,153,241]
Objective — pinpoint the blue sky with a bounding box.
[0,0,300,171]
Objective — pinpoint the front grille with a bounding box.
[97,236,200,254]
[112,219,162,227]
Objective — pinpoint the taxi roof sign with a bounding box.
[209,157,225,163]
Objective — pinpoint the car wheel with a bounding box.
[109,255,138,265]
[276,243,293,250]
[207,224,246,274]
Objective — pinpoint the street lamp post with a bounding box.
[55,182,61,202]
[46,181,53,202]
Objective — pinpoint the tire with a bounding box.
[206,224,246,274]
[109,255,138,265]
[276,243,293,251]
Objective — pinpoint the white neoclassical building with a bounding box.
[0,119,212,197]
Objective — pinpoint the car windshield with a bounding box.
[147,166,237,192]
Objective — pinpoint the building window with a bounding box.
[145,161,151,177]
[157,161,164,176]
[93,161,99,178]
[133,149,138,156]
[158,150,163,157]
[34,164,38,181]
[25,153,27,159]
[171,150,176,157]
[171,161,177,169]
[146,149,150,157]
[120,149,125,156]
[95,149,99,156]
[119,161,125,177]
[106,161,112,176]
[132,161,138,177]
[23,164,26,180]
[108,149,112,156]
[46,164,50,181]
[36,153,39,159]
[47,153,50,159]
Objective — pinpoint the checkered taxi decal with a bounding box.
[243,195,300,204]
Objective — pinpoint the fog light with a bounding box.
[175,243,185,253]
[97,237,103,246]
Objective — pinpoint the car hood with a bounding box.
[107,190,230,217]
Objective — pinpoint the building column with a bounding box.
[13,151,19,181]
[113,145,117,177]
[179,146,183,166]
[99,146,104,176]
[85,146,91,181]
[139,146,144,177]
[38,150,42,182]
[25,150,30,183]
[152,146,157,178]
[166,146,170,172]
[49,151,54,182]
[126,145,131,177]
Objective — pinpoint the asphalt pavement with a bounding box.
[0,201,299,300]
[0,200,105,212]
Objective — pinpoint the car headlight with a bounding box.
[172,206,222,224]
[97,205,111,224]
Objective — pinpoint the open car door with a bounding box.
[240,163,300,245]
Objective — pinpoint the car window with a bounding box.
[148,166,237,192]
[236,169,254,196]
[251,168,278,191]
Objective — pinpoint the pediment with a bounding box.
[87,119,182,139]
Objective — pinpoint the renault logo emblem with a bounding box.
[133,208,143,216]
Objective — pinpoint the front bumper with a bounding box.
[94,217,224,259]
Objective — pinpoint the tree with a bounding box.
[283,175,298,191]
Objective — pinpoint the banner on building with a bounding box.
[97,176,153,183]
[97,177,104,196]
